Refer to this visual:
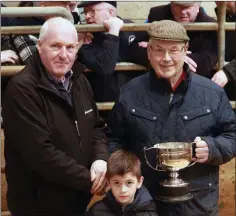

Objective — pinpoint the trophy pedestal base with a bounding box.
[156,193,193,203]
[156,178,193,203]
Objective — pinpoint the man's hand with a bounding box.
[211,70,228,87]
[103,17,124,36]
[138,41,148,48]
[193,136,209,163]
[90,160,107,195]
[1,50,18,64]
[185,55,197,72]
[78,32,94,47]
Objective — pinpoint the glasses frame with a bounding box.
[149,43,186,58]
[82,7,110,17]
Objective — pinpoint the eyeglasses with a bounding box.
[149,44,186,58]
[81,8,109,17]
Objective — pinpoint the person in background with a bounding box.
[108,20,236,216]
[3,17,108,216]
[86,150,158,216]
[134,1,218,78]
[212,1,236,101]
[11,1,74,64]
[69,1,82,24]
[1,50,18,64]
[78,1,146,102]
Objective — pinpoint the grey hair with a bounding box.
[38,17,78,42]
[101,2,117,17]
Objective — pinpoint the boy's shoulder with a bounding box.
[86,198,116,216]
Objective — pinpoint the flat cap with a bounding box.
[78,1,117,8]
[147,20,190,42]
[172,1,200,6]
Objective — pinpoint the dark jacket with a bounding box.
[86,186,158,216]
[223,58,236,100]
[79,18,145,102]
[2,51,109,215]
[108,64,236,216]
[223,58,236,82]
[147,4,218,78]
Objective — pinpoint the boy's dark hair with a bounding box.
[106,150,142,180]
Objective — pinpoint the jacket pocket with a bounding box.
[180,105,212,121]
[188,175,218,216]
[130,106,160,142]
[131,106,160,121]
[180,105,215,136]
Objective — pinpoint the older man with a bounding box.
[136,1,217,78]
[108,20,236,216]
[3,17,108,216]
[78,1,145,102]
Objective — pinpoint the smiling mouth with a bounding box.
[161,65,173,68]
[120,196,128,198]
[180,17,189,20]
[55,63,67,65]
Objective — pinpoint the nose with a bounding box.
[85,12,92,19]
[121,185,128,193]
[181,9,187,15]
[163,51,172,61]
[59,46,67,58]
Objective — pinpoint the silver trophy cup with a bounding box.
[144,142,197,203]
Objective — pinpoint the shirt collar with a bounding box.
[48,70,73,90]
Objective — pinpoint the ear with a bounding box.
[184,42,189,53]
[75,42,80,51]
[106,179,111,188]
[137,176,144,189]
[147,44,151,60]
[108,8,115,16]
[195,3,200,13]
[37,39,42,53]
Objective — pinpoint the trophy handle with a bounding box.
[188,142,198,167]
[143,146,165,172]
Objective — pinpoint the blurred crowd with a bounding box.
[1,1,235,102]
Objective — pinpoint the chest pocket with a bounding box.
[130,106,160,141]
[131,106,159,121]
[180,105,214,134]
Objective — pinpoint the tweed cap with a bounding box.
[147,20,190,42]
[78,1,117,8]
[172,1,200,6]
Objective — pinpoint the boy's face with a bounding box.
[108,172,144,207]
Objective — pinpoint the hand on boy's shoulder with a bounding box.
[90,160,107,195]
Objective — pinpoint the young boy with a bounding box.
[86,150,158,216]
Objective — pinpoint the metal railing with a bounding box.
[1,22,236,35]
[1,3,235,110]
[1,7,74,23]
[0,63,147,76]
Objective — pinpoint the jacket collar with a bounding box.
[104,186,156,213]
[149,63,191,94]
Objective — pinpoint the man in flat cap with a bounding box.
[77,1,145,102]
[108,20,236,216]
[135,1,217,79]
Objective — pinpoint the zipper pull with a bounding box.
[74,120,80,136]
[75,120,82,148]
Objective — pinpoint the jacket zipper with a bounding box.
[38,82,82,149]
[74,119,82,148]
